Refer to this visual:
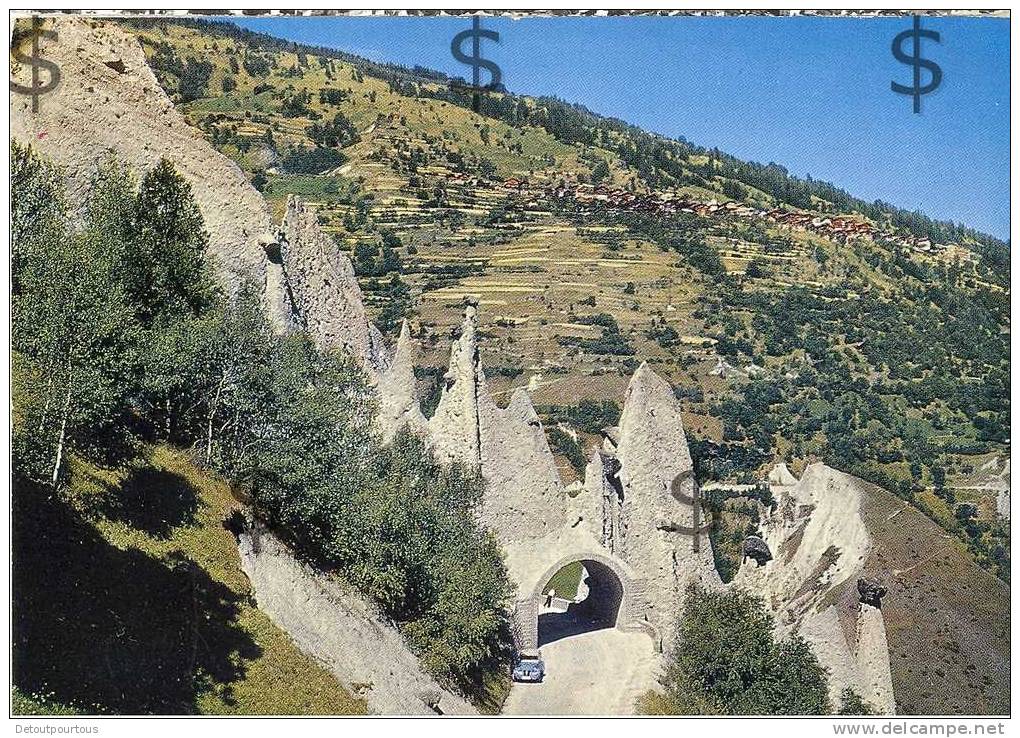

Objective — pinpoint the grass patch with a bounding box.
[544,561,584,600]
[11,687,79,716]
[266,173,344,198]
[13,445,366,716]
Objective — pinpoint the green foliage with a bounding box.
[178,58,213,102]
[558,313,635,356]
[307,112,360,149]
[370,275,412,336]
[229,343,513,691]
[544,561,583,600]
[242,53,271,78]
[546,426,587,476]
[11,149,226,482]
[656,586,830,715]
[10,140,63,272]
[318,88,347,105]
[12,446,365,715]
[12,145,513,700]
[590,158,610,184]
[721,179,747,200]
[125,158,215,325]
[618,211,725,277]
[837,688,876,715]
[147,41,212,102]
[12,150,138,484]
[539,399,621,436]
[280,91,311,117]
[11,687,79,716]
[280,146,346,175]
[647,320,680,349]
[364,432,513,688]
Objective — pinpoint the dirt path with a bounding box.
[502,616,658,716]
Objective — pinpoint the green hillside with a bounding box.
[124,18,1008,584]
[12,443,366,715]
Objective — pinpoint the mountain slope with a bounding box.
[12,445,366,715]
[739,464,1009,714]
[108,18,1006,580]
[858,474,1010,714]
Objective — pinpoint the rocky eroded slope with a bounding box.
[11,15,1008,717]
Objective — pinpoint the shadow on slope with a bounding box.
[93,465,201,539]
[12,474,260,714]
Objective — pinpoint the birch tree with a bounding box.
[12,213,136,484]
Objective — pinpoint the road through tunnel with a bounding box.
[537,558,625,647]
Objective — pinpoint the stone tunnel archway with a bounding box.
[513,551,660,652]
[536,557,625,646]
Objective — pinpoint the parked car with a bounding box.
[512,650,545,683]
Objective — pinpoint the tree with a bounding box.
[216,330,512,692]
[10,141,63,282]
[12,168,137,484]
[591,159,610,184]
[356,430,512,687]
[177,57,213,102]
[307,112,360,149]
[655,586,831,715]
[195,287,276,466]
[242,53,270,78]
[126,159,214,326]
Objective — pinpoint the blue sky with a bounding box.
[228,15,1009,240]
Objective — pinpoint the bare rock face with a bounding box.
[743,535,773,566]
[429,306,566,541]
[11,19,390,376]
[428,305,483,466]
[734,463,895,714]
[377,320,427,441]
[278,196,389,373]
[616,365,722,580]
[236,521,476,715]
[584,449,625,555]
[11,17,271,291]
[612,363,722,648]
[477,386,566,541]
[767,462,799,488]
[855,601,896,713]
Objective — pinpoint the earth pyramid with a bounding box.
[11,17,895,712]
[382,304,725,652]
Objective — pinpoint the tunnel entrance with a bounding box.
[537,558,624,647]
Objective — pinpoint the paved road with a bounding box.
[502,615,658,716]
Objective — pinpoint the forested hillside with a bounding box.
[119,17,1010,584]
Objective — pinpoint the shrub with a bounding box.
[547,427,586,476]
[655,586,830,715]
[837,688,875,715]
[281,146,345,175]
